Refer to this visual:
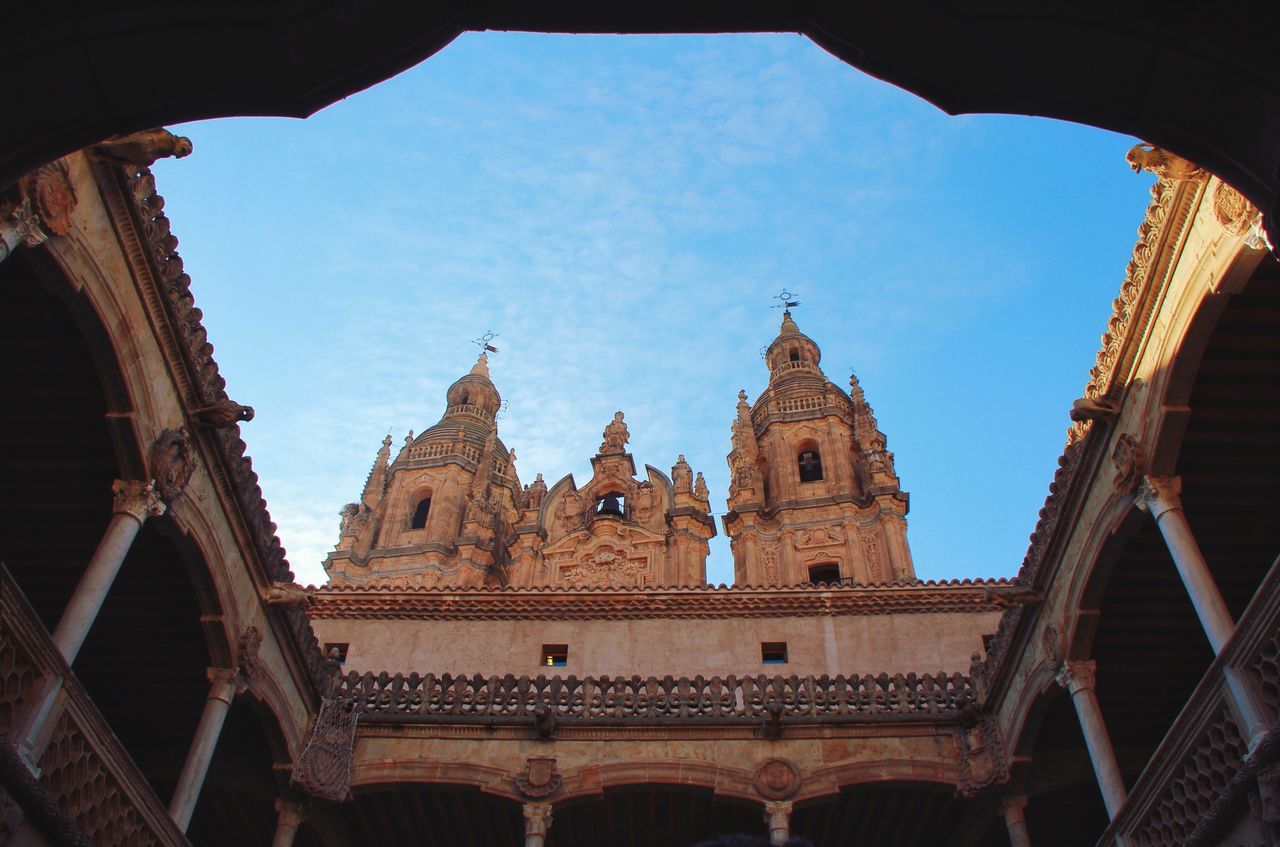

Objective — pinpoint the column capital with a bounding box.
[763,799,793,820]
[1135,475,1182,520]
[205,667,241,703]
[523,802,553,838]
[1001,794,1028,818]
[0,198,47,261]
[274,798,306,828]
[112,479,166,523]
[1056,659,1097,695]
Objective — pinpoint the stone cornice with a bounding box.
[311,578,1011,621]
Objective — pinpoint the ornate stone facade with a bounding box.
[323,365,717,589]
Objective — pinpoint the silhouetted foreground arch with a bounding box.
[5,5,1279,243]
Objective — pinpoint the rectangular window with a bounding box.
[761,642,788,664]
[323,642,349,664]
[541,644,569,667]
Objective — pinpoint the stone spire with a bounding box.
[360,433,393,509]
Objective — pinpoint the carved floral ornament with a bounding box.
[752,757,801,800]
[18,159,77,238]
[237,625,263,681]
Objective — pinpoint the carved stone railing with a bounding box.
[446,403,494,421]
[338,670,975,723]
[408,442,482,464]
[1098,556,1280,846]
[0,565,189,846]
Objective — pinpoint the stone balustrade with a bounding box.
[337,670,976,722]
[1096,559,1280,846]
[0,565,188,846]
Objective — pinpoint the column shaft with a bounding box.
[1151,507,1235,654]
[1058,662,1126,820]
[51,511,144,663]
[271,799,306,847]
[169,670,238,831]
[1002,796,1032,847]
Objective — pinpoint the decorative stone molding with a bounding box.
[290,697,358,803]
[514,757,562,800]
[956,717,1009,798]
[311,578,1013,621]
[110,479,165,523]
[1135,474,1182,520]
[752,758,801,800]
[1055,659,1097,695]
[150,428,195,502]
[522,802,553,839]
[1110,433,1144,493]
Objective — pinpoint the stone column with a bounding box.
[271,799,306,847]
[1001,795,1032,847]
[1057,661,1126,819]
[53,480,165,662]
[11,480,165,769]
[169,668,240,831]
[1135,476,1235,653]
[1136,475,1268,747]
[764,800,793,846]
[522,802,553,847]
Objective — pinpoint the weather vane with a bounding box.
[472,330,500,354]
[771,289,800,310]
[496,399,510,420]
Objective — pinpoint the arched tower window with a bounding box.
[789,347,800,362]
[808,563,841,585]
[410,496,431,529]
[798,448,824,483]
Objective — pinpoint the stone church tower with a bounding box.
[324,352,523,588]
[723,310,914,586]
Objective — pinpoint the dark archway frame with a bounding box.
[5,6,1279,243]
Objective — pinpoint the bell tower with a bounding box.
[323,352,522,588]
[723,310,914,586]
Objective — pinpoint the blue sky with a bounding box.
[152,33,1155,588]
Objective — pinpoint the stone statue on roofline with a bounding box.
[600,410,629,454]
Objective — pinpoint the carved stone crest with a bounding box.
[956,717,1009,798]
[1213,181,1258,236]
[752,757,801,800]
[1110,433,1144,494]
[559,547,649,587]
[151,428,196,502]
[1042,623,1061,667]
[514,757,562,799]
